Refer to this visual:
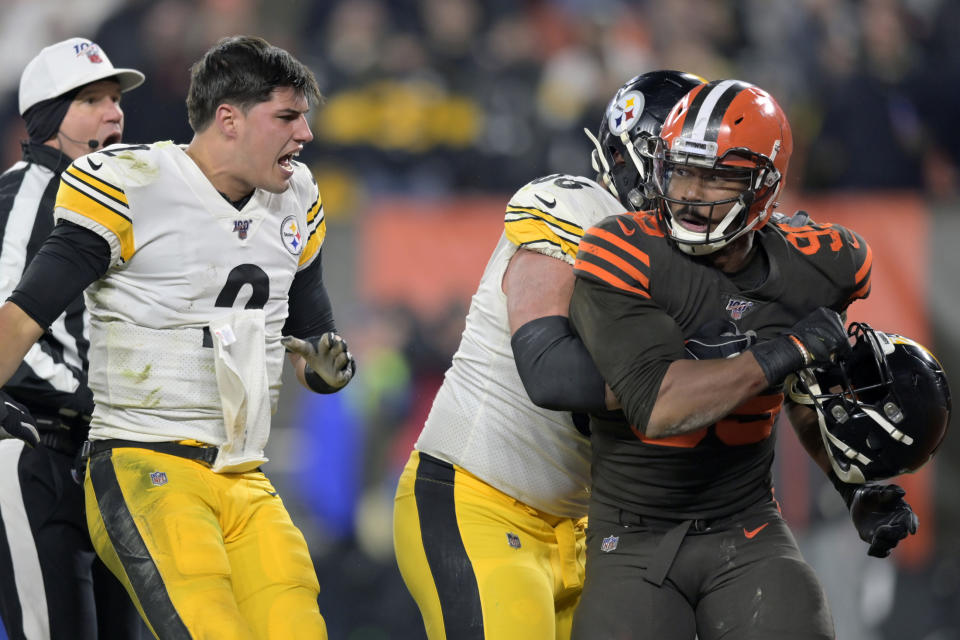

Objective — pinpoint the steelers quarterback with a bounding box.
[392,71,704,639]
[0,37,353,639]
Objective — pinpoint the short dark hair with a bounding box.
[186,35,322,132]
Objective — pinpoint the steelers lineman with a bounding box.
[392,171,620,638]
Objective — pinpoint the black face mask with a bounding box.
[22,88,80,144]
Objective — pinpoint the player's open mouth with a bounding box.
[678,212,711,232]
[278,151,299,176]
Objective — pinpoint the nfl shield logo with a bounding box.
[601,535,619,552]
[149,471,168,486]
[726,298,754,320]
[506,533,521,549]
[233,219,252,240]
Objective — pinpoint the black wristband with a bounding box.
[304,366,341,394]
[827,469,858,508]
[749,336,806,386]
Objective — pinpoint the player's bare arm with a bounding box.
[504,248,576,329]
[645,352,769,438]
[784,399,833,474]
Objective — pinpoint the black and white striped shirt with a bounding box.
[0,142,93,428]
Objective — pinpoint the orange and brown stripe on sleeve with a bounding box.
[573,228,652,298]
[850,242,873,301]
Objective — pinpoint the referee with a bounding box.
[0,38,148,640]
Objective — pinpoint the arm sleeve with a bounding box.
[568,276,685,430]
[282,248,336,338]
[510,315,606,413]
[842,226,871,307]
[7,220,110,328]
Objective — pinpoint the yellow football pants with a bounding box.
[394,450,586,640]
[84,447,326,639]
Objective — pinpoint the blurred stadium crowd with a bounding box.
[2,1,960,639]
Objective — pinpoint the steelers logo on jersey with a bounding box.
[608,90,645,136]
[281,215,303,255]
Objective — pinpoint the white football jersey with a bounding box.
[416,174,626,517]
[53,141,325,450]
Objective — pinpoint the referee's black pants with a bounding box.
[0,439,148,640]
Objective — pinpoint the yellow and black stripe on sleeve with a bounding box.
[504,205,584,260]
[297,189,325,268]
[573,222,652,299]
[58,163,134,261]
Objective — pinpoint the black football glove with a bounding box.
[0,394,39,447]
[831,473,918,558]
[749,307,849,386]
[684,319,756,360]
[281,332,356,393]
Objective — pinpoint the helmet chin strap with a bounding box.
[787,371,870,484]
[620,130,647,182]
[584,127,620,201]
[860,405,914,445]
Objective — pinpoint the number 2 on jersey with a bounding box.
[215,264,270,309]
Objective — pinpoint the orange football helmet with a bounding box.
[644,80,793,255]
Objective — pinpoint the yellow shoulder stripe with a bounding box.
[504,218,579,260]
[56,181,134,262]
[64,165,128,206]
[505,205,584,237]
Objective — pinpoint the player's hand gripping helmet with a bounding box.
[643,80,793,255]
[788,323,951,483]
[585,70,705,210]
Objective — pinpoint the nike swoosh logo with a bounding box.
[87,158,102,171]
[616,217,635,236]
[535,194,556,208]
[743,523,769,539]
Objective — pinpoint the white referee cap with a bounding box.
[19,37,145,114]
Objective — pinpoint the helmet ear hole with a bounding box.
[865,432,885,451]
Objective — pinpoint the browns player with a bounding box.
[568,79,917,639]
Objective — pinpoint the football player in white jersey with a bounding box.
[0,36,354,639]
[392,71,704,639]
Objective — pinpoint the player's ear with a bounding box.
[215,103,240,138]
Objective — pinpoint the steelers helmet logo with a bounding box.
[608,90,646,136]
[281,215,303,255]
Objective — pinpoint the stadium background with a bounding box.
[1,0,959,638]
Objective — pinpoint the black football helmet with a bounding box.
[788,322,951,483]
[585,70,704,210]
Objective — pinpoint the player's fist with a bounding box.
[282,332,356,393]
[749,307,849,386]
[0,393,39,447]
[786,307,850,367]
